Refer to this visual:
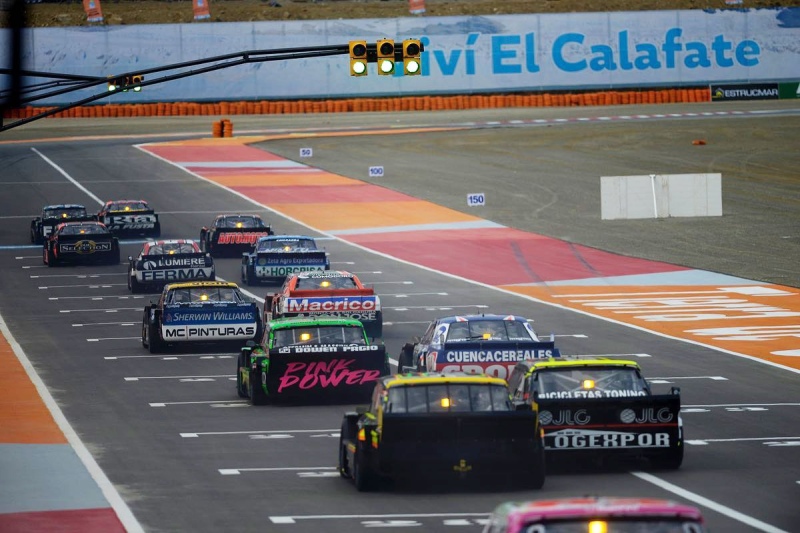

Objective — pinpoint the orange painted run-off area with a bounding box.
[268,200,481,231]
[503,284,800,371]
[0,331,66,444]
[2,88,712,119]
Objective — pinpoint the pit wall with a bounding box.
[1,8,798,106]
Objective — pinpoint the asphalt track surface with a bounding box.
[0,101,799,533]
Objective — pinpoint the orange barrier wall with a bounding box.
[2,88,711,119]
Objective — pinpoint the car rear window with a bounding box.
[445,319,533,342]
[272,325,366,347]
[148,242,197,255]
[388,384,511,413]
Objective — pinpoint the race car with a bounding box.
[264,270,382,340]
[42,221,121,266]
[338,372,546,492]
[141,281,262,353]
[507,358,684,469]
[237,316,388,405]
[483,497,707,533]
[97,199,160,238]
[240,235,330,286]
[396,314,560,379]
[199,214,273,257]
[127,239,215,293]
[30,204,97,244]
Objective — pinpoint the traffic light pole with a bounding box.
[0,44,355,132]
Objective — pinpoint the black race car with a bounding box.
[128,239,215,293]
[30,204,97,244]
[507,358,684,470]
[338,372,545,491]
[43,221,121,266]
[97,199,160,238]
[199,214,273,258]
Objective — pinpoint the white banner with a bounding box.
[2,8,798,104]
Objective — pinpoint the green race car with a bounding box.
[237,316,389,404]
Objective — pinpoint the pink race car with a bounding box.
[483,497,707,533]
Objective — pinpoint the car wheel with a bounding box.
[652,445,683,470]
[244,264,256,286]
[46,248,58,267]
[248,371,269,405]
[129,272,145,294]
[236,352,248,399]
[397,347,413,373]
[338,420,352,479]
[527,444,546,490]
[141,312,150,348]
[353,449,376,492]
[110,242,121,265]
[147,320,162,354]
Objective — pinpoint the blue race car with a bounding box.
[241,235,329,286]
[397,314,560,380]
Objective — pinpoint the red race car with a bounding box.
[265,270,382,340]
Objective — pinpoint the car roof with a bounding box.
[295,270,354,279]
[435,314,530,324]
[269,316,364,329]
[106,199,148,204]
[258,235,315,241]
[518,358,641,374]
[501,497,704,523]
[57,221,104,229]
[164,281,238,290]
[44,204,86,210]
[383,372,508,389]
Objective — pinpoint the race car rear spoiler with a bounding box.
[437,339,561,363]
[134,252,212,271]
[536,394,682,452]
[287,289,375,298]
[265,345,387,401]
[254,251,328,264]
[378,410,540,475]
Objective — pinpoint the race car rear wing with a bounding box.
[264,345,387,401]
[254,251,328,263]
[535,394,682,452]
[377,410,540,472]
[287,289,375,298]
[133,252,212,271]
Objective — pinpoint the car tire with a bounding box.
[338,419,354,479]
[652,445,683,470]
[46,248,58,267]
[527,445,546,490]
[110,241,121,265]
[236,352,248,399]
[397,345,414,373]
[249,370,269,405]
[244,264,256,286]
[129,271,145,294]
[353,448,376,492]
[152,222,161,239]
[147,320,162,354]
